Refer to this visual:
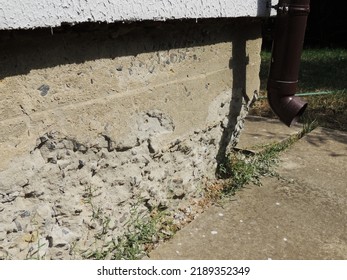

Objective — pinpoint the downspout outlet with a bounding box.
[267,0,310,126]
[268,80,308,126]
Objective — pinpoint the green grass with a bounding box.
[216,116,320,198]
[82,205,177,260]
[260,48,347,92]
[111,208,176,260]
[217,132,301,197]
[253,48,347,131]
[299,49,347,92]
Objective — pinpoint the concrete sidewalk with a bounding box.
[149,116,347,260]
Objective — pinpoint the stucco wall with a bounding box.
[0,0,275,29]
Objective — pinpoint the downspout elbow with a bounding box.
[267,0,310,126]
[267,80,308,126]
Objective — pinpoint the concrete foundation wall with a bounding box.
[0,19,262,259]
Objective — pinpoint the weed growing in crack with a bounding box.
[82,184,107,234]
[111,207,177,260]
[82,204,177,260]
[300,118,319,136]
[25,233,47,260]
[112,216,157,260]
[226,116,321,194]
[217,130,306,198]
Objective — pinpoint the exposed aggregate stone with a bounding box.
[0,91,255,259]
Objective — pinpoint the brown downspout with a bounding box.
[267,0,310,126]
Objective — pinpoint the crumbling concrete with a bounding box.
[0,19,262,259]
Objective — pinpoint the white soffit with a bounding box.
[0,0,277,30]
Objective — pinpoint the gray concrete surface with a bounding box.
[150,118,347,259]
[236,115,303,151]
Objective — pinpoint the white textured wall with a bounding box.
[0,0,274,30]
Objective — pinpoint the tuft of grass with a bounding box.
[113,207,179,260]
[217,132,302,198]
[82,206,177,260]
[25,233,47,260]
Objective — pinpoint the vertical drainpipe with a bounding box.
[267,0,310,126]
